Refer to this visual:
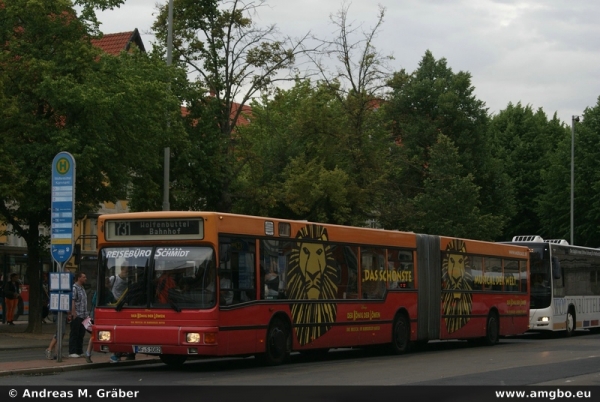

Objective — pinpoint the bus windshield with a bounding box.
[529,245,551,309]
[98,246,216,310]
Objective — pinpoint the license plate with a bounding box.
[134,345,162,354]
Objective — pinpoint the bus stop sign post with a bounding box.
[51,152,76,362]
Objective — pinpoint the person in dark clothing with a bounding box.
[3,274,20,325]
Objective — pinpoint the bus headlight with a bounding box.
[186,333,201,343]
[98,331,112,342]
[538,316,550,322]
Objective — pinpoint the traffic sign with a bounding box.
[51,152,76,264]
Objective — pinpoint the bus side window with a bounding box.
[259,239,291,301]
[591,270,600,295]
[519,260,527,293]
[470,256,483,291]
[503,260,519,292]
[552,256,562,279]
[361,247,385,299]
[218,236,256,305]
[484,257,503,291]
[343,245,359,298]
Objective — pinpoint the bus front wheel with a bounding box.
[260,318,291,366]
[565,308,576,337]
[159,354,187,368]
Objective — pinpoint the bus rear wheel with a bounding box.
[261,318,291,366]
[390,314,410,354]
[483,312,499,346]
[159,354,187,368]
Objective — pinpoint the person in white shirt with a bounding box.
[219,272,233,305]
[111,265,129,301]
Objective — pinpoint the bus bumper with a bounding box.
[529,310,552,330]
[93,325,220,356]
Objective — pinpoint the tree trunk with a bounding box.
[25,220,42,334]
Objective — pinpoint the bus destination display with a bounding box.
[105,219,204,241]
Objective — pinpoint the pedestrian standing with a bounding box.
[68,272,88,358]
[42,273,51,324]
[83,290,97,363]
[3,273,20,325]
[45,312,67,359]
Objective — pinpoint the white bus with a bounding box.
[508,235,600,335]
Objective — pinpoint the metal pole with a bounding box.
[163,0,174,211]
[56,262,63,362]
[570,116,578,245]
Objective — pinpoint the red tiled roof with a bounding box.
[180,100,252,129]
[91,29,146,55]
[231,102,252,126]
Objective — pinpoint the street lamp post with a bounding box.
[163,0,174,211]
[570,115,579,245]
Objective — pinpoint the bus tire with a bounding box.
[565,308,576,337]
[261,318,291,366]
[390,314,410,354]
[483,312,499,346]
[159,354,187,368]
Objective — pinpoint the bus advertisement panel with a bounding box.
[92,212,530,367]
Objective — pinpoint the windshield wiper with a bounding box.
[115,297,127,312]
[170,301,181,313]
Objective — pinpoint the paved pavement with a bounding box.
[0,317,159,377]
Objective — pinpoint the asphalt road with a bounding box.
[1,331,599,386]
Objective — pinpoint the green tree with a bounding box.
[382,51,513,237]
[538,100,600,247]
[575,102,600,246]
[411,135,503,239]
[152,0,314,212]
[490,103,565,240]
[310,3,394,223]
[0,0,183,332]
[233,81,359,224]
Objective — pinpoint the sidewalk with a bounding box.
[0,317,159,377]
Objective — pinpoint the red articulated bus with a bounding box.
[92,212,530,367]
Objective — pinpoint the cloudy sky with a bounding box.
[95,0,600,125]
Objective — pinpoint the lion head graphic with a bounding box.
[287,224,338,346]
[441,239,473,333]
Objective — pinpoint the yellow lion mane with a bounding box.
[287,224,338,346]
[441,239,473,333]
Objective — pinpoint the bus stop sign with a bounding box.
[51,152,76,264]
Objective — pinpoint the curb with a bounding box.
[0,346,47,352]
[0,357,160,378]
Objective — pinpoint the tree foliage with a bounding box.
[381,50,513,238]
[411,134,503,239]
[152,0,314,211]
[0,0,183,332]
[489,103,566,240]
[230,3,394,226]
[574,101,600,247]
[232,81,359,224]
[537,99,600,247]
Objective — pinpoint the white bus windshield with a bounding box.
[98,246,216,310]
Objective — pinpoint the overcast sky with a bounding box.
[95,0,600,125]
